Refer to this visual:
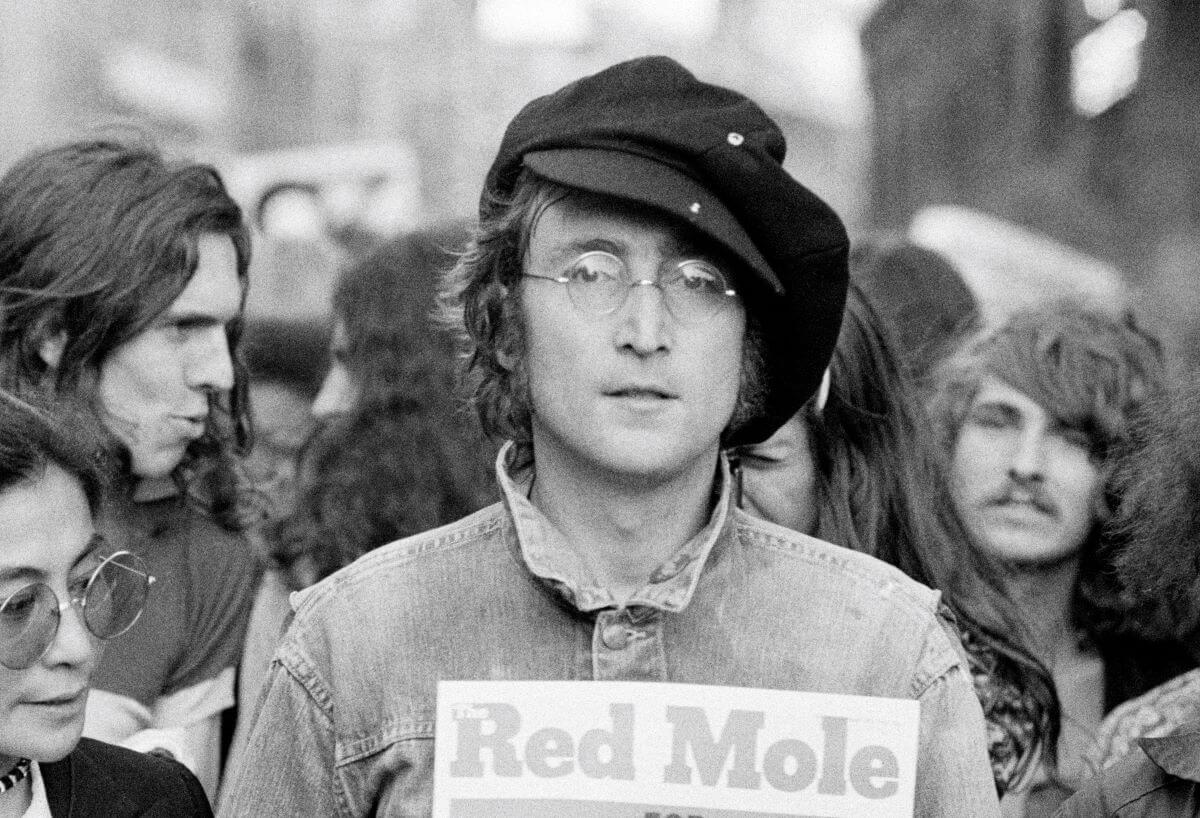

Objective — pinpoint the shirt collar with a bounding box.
[1140,726,1200,783]
[22,761,51,818]
[495,441,734,613]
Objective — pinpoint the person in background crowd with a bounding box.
[276,222,494,586]
[229,224,495,761]
[221,56,999,815]
[0,139,261,798]
[849,233,980,382]
[928,303,1196,816]
[0,393,212,817]
[735,283,1056,796]
[1055,371,1200,815]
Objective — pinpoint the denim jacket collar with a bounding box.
[494,441,733,614]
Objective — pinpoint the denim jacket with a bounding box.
[220,447,999,816]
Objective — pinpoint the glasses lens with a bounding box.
[83,553,149,639]
[565,252,625,314]
[663,261,735,322]
[0,583,59,670]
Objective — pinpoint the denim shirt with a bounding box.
[220,446,999,817]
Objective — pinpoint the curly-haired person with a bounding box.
[928,302,1196,817]
[1057,368,1200,816]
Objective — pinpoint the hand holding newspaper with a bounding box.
[434,681,919,818]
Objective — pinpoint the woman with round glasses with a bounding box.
[0,395,211,817]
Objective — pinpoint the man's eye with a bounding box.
[676,262,725,293]
[566,263,601,284]
[967,406,1013,429]
[162,322,197,342]
[734,447,776,466]
[1056,426,1092,450]
[564,253,621,285]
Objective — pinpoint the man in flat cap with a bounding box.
[221,56,998,815]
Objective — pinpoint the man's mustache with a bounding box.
[985,482,1058,518]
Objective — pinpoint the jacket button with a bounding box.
[727,132,744,146]
[601,622,631,650]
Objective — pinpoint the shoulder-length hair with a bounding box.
[0,137,254,529]
[928,302,1165,640]
[791,284,1057,772]
[268,224,497,588]
[1111,373,1200,640]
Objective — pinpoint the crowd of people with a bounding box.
[0,55,1197,817]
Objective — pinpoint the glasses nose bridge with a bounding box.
[54,593,90,636]
[620,274,678,321]
[57,594,84,614]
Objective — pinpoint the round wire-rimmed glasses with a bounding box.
[0,550,155,670]
[522,250,740,323]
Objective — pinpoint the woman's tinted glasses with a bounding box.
[0,550,154,670]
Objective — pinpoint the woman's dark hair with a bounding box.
[0,137,255,529]
[0,391,111,516]
[268,224,497,588]
[769,284,1058,787]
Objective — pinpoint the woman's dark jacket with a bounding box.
[41,738,212,817]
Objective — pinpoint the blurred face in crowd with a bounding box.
[0,464,100,769]
[736,412,818,534]
[94,234,242,479]
[311,320,360,421]
[950,376,1101,566]
[519,194,746,486]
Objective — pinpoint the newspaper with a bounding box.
[433,680,919,817]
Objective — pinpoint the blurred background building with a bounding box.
[2,0,1198,356]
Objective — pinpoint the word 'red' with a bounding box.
[447,702,899,799]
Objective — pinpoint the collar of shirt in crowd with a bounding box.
[494,440,733,614]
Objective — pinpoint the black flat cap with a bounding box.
[484,55,849,447]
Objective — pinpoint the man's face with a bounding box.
[96,233,243,479]
[520,196,746,485]
[950,376,1101,566]
[0,463,99,766]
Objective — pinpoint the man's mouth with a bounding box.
[28,689,86,708]
[605,386,677,400]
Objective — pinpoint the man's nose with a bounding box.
[187,327,235,392]
[615,279,671,356]
[1008,427,1046,481]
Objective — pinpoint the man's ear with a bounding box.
[38,330,67,370]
